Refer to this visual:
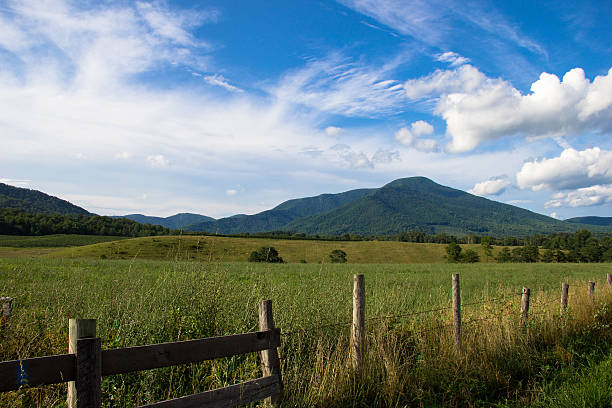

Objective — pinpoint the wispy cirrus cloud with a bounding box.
[271,53,407,117]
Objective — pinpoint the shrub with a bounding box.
[248,246,284,263]
[460,249,479,263]
[496,247,512,263]
[329,249,347,263]
[445,242,462,262]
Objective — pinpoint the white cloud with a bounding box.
[468,176,510,196]
[147,154,169,168]
[115,152,132,160]
[203,74,243,93]
[404,65,612,152]
[436,51,470,67]
[545,185,612,208]
[395,121,438,152]
[0,178,30,188]
[550,212,559,219]
[516,147,612,191]
[371,148,399,164]
[271,53,406,117]
[225,189,238,196]
[325,126,343,137]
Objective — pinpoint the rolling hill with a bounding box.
[185,188,374,234]
[565,216,612,226]
[0,183,89,215]
[116,213,214,229]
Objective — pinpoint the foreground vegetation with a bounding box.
[0,259,610,407]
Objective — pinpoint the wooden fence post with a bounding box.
[68,319,98,408]
[258,300,282,406]
[452,274,461,352]
[352,274,365,375]
[521,287,530,328]
[608,273,612,287]
[0,297,12,317]
[561,283,569,312]
[588,281,595,302]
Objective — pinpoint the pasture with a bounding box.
[40,234,501,263]
[0,257,610,407]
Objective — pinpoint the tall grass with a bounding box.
[0,258,610,407]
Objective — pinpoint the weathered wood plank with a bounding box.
[0,354,75,392]
[101,330,280,376]
[259,300,283,406]
[135,375,281,408]
[75,337,101,408]
[68,318,97,408]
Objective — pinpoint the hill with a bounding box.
[565,216,612,226]
[187,176,612,237]
[286,177,601,237]
[185,188,374,234]
[0,182,89,215]
[116,213,214,229]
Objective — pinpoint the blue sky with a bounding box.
[1,0,611,220]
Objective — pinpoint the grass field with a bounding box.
[43,234,503,263]
[0,234,128,248]
[0,258,610,407]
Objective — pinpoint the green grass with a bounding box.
[0,234,128,247]
[0,258,610,407]
[44,234,505,263]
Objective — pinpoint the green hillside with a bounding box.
[117,213,214,229]
[566,216,612,226]
[0,182,89,215]
[285,177,610,237]
[185,188,374,233]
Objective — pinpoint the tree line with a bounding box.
[0,208,170,237]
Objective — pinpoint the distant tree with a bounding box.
[329,249,348,263]
[445,242,462,263]
[602,247,612,262]
[460,249,480,263]
[496,247,512,263]
[553,249,567,263]
[481,237,493,262]
[248,246,284,263]
[541,249,554,263]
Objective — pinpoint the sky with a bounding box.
[1,0,611,220]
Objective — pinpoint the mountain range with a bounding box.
[184,177,612,237]
[2,178,611,237]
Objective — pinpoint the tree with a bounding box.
[541,249,554,263]
[248,246,284,263]
[329,249,347,263]
[496,247,512,263]
[481,237,493,262]
[460,249,480,263]
[445,242,462,263]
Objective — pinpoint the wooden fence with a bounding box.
[1,272,611,405]
[0,300,282,408]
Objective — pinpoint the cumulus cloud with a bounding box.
[325,126,343,137]
[545,185,612,208]
[436,51,470,67]
[225,189,237,196]
[147,154,169,168]
[468,176,510,196]
[516,147,612,191]
[395,121,438,152]
[371,148,400,164]
[404,65,612,152]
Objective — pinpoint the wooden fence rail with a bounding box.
[0,300,282,408]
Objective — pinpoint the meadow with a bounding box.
[0,257,610,407]
[41,234,501,263]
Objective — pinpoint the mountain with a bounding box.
[185,188,375,234]
[285,177,582,237]
[565,216,612,226]
[117,213,215,229]
[186,177,612,237]
[0,182,90,215]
